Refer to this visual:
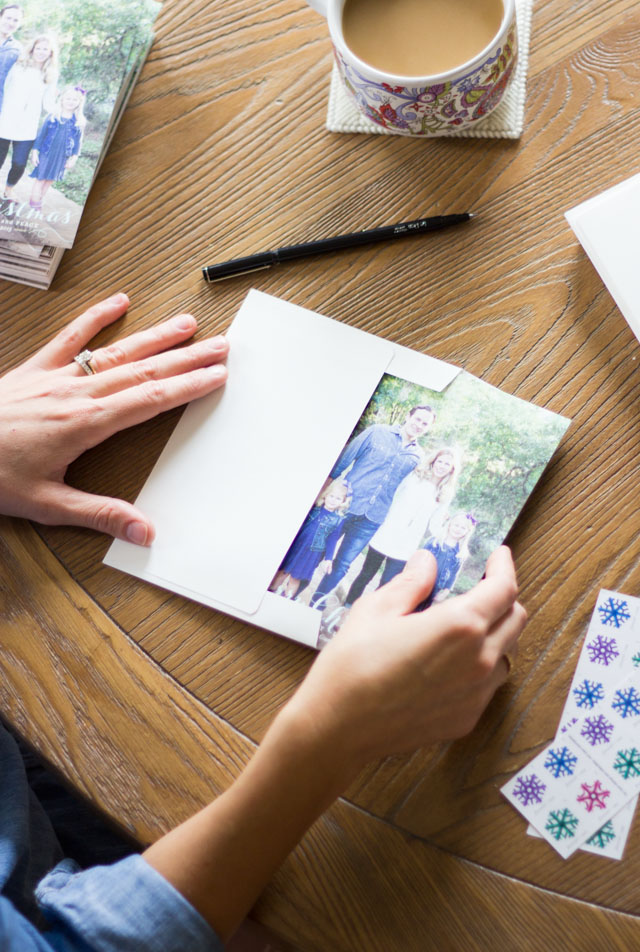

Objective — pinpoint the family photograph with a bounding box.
[0,0,157,247]
[270,370,569,644]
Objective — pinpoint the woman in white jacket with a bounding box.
[343,446,461,605]
[0,33,57,199]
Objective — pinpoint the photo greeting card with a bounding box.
[106,290,570,650]
[0,0,160,251]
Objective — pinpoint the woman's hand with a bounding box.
[287,546,525,769]
[0,293,228,544]
[146,546,525,941]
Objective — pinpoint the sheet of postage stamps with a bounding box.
[503,590,640,860]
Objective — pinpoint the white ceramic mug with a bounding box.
[306,0,517,135]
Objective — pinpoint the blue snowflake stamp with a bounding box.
[613,748,640,780]
[581,714,614,746]
[513,773,546,806]
[612,686,640,720]
[545,808,578,841]
[632,652,640,668]
[597,597,631,628]
[573,679,604,709]
[587,820,615,849]
[586,634,620,666]
[544,746,577,778]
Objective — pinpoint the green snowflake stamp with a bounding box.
[613,748,640,780]
[545,808,578,840]
[587,821,615,849]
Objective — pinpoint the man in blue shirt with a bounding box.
[0,295,525,951]
[0,4,22,113]
[310,404,435,607]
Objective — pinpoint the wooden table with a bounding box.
[3,1,640,948]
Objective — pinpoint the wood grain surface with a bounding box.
[3,0,640,947]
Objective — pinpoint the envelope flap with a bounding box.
[105,291,394,614]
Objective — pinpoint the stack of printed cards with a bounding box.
[502,590,640,860]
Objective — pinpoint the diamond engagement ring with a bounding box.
[74,349,96,375]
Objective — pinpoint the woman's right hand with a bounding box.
[286,546,526,769]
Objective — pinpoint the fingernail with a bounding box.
[109,292,128,305]
[205,336,227,353]
[207,365,227,379]
[126,521,149,545]
[175,314,196,330]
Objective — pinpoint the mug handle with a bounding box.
[305,0,328,15]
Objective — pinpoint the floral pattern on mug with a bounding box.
[334,25,517,135]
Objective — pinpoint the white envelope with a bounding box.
[105,290,460,647]
[566,171,640,344]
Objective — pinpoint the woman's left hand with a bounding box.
[0,293,228,544]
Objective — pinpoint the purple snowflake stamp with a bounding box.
[513,773,546,806]
[581,714,614,746]
[586,634,620,666]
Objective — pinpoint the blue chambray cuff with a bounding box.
[35,855,223,952]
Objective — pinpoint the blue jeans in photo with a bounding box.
[309,513,380,607]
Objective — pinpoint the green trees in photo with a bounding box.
[18,0,158,202]
[356,372,568,590]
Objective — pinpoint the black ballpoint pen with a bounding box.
[202,213,473,283]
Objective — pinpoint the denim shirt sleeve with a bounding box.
[34,855,223,952]
[0,895,57,951]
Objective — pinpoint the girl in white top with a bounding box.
[0,34,58,199]
[344,447,460,605]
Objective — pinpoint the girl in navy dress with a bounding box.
[270,479,352,600]
[29,84,86,209]
[420,511,477,608]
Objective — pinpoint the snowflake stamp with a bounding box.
[513,773,546,806]
[632,652,640,668]
[544,746,577,778]
[576,779,610,812]
[613,748,640,780]
[586,634,620,666]
[612,686,640,720]
[586,820,616,849]
[545,808,579,841]
[580,714,614,746]
[573,679,604,709]
[597,597,631,628]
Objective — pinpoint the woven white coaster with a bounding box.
[326,0,532,139]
